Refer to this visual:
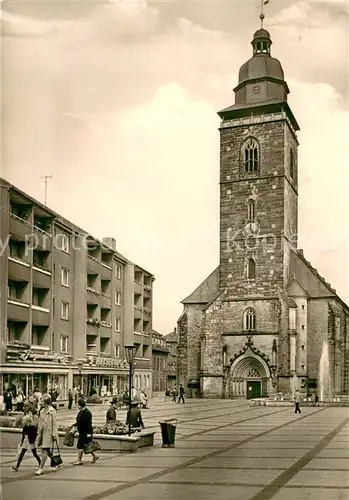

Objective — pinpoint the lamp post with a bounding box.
[270,340,277,387]
[77,361,83,397]
[124,345,137,436]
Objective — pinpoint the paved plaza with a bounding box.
[1,399,349,500]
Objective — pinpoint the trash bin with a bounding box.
[159,419,177,448]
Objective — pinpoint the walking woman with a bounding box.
[73,398,99,465]
[36,394,59,475]
[12,403,40,472]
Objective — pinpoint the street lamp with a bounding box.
[77,361,83,396]
[270,340,277,387]
[124,345,137,436]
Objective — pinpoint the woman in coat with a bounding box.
[36,394,59,475]
[73,398,99,465]
[12,403,40,471]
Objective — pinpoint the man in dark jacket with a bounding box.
[177,385,185,404]
[126,401,144,430]
[106,397,118,423]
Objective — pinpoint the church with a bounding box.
[176,24,349,399]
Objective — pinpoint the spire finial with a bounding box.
[259,0,269,29]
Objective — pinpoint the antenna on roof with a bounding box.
[258,0,270,29]
[40,175,52,206]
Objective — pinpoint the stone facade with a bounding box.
[176,27,349,399]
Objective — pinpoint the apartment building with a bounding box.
[151,330,169,394]
[0,179,154,401]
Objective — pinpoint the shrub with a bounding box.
[86,395,103,404]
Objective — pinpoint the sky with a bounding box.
[1,0,349,333]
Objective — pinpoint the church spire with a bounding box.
[259,0,269,29]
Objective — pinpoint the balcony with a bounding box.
[33,266,52,288]
[32,305,50,326]
[100,292,111,308]
[86,322,99,335]
[87,287,100,304]
[143,307,152,317]
[7,299,30,322]
[33,225,52,250]
[9,213,32,241]
[100,324,112,338]
[87,254,100,274]
[134,305,142,319]
[134,280,143,294]
[8,258,30,282]
[101,261,112,279]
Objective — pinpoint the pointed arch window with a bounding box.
[247,258,256,279]
[244,308,256,331]
[248,199,255,221]
[243,138,259,174]
[290,148,294,180]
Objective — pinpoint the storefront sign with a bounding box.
[6,349,67,364]
[86,356,128,369]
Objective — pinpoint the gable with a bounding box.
[181,266,220,304]
[290,250,336,299]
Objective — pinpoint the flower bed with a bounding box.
[58,420,131,436]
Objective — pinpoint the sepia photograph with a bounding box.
[0,0,348,499]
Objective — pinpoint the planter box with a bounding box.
[0,428,155,453]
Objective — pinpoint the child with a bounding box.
[12,403,40,472]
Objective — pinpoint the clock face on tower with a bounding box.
[243,221,260,237]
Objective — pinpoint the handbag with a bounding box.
[50,410,63,467]
[84,440,101,454]
[63,425,75,447]
[50,440,63,467]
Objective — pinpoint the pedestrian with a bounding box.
[72,398,99,465]
[106,397,118,423]
[16,389,25,412]
[126,401,145,431]
[12,403,40,472]
[294,389,301,414]
[172,388,177,403]
[33,387,42,407]
[36,394,59,475]
[4,390,13,413]
[68,389,73,410]
[140,390,148,409]
[314,394,319,407]
[178,385,185,404]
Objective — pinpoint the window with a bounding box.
[289,309,296,330]
[243,138,259,174]
[61,301,69,320]
[115,291,121,306]
[115,318,120,331]
[60,335,68,353]
[247,199,255,221]
[115,264,121,280]
[247,258,256,279]
[290,148,294,180]
[61,234,70,253]
[115,345,120,358]
[244,308,256,331]
[61,268,69,287]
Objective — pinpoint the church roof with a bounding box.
[290,249,349,312]
[238,55,284,86]
[181,266,220,304]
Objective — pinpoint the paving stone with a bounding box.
[287,470,349,487]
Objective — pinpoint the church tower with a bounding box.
[219,28,300,300]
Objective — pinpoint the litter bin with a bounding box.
[159,419,177,448]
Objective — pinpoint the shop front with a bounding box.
[73,355,129,397]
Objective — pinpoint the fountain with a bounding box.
[292,373,298,398]
[319,340,332,401]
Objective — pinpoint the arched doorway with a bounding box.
[228,351,270,399]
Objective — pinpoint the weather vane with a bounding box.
[258,0,270,29]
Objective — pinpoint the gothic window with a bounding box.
[243,138,259,174]
[247,258,256,279]
[290,148,294,180]
[247,199,255,221]
[244,308,256,331]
